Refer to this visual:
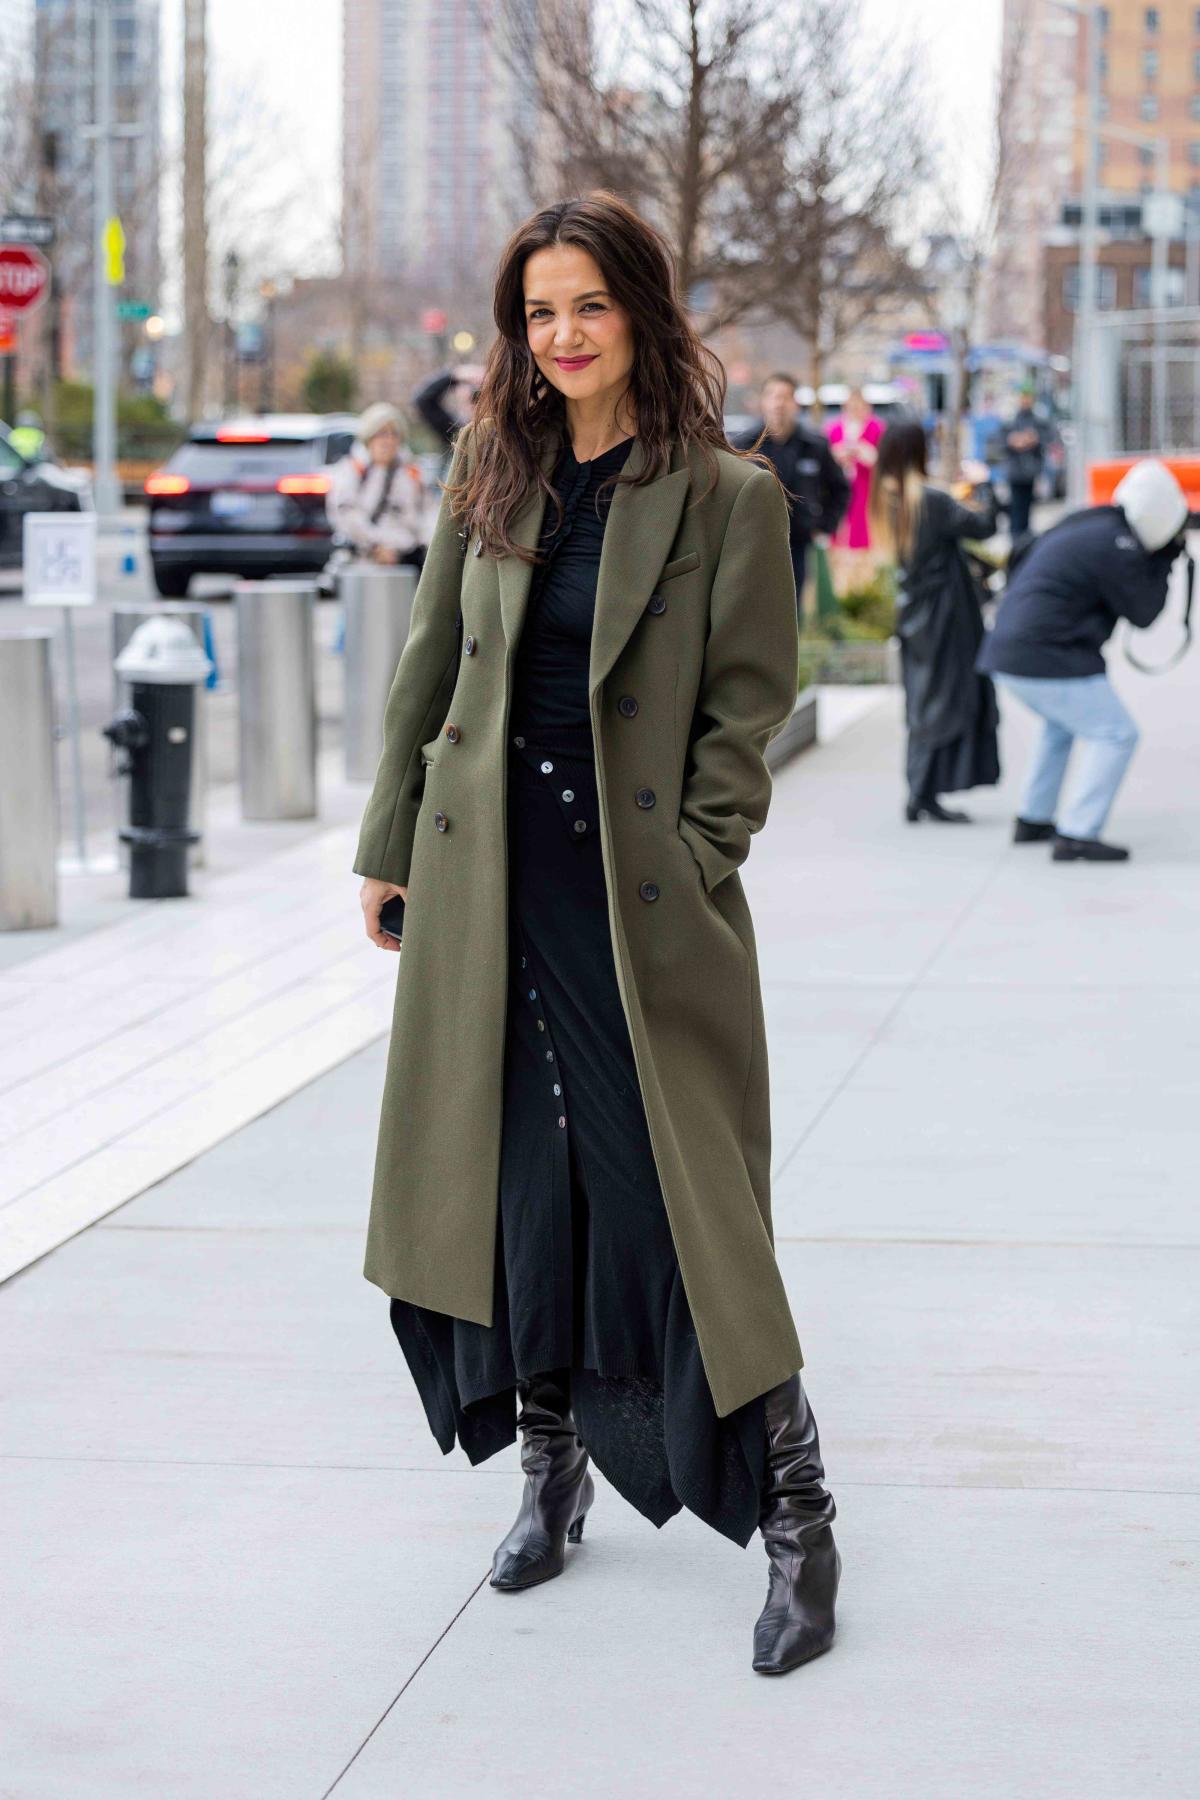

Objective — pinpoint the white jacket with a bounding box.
[327,451,426,556]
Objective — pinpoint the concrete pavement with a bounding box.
[2,601,1198,1795]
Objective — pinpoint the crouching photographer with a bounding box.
[977,459,1191,862]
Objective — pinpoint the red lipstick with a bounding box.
[554,354,598,371]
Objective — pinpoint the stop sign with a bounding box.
[0,246,50,314]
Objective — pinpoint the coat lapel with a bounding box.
[589,440,692,693]
[498,442,556,652]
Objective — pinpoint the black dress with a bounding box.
[388,436,767,1547]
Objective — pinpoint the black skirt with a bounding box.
[389,729,766,1546]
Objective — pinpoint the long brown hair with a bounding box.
[868,419,929,563]
[451,191,746,561]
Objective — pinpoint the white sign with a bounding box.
[22,512,97,608]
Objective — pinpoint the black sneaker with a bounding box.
[1014,817,1056,844]
[1052,835,1130,863]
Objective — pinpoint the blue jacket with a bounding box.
[978,505,1178,680]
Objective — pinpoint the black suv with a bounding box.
[145,413,358,596]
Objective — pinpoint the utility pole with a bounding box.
[1074,2,1101,506]
[183,0,209,419]
[91,0,119,516]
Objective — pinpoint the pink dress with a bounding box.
[828,414,883,549]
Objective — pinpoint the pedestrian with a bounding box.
[827,387,883,557]
[327,402,427,570]
[869,420,1001,822]
[1002,384,1045,542]
[412,362,485,466]
[355,191,840,1677]
[977,458,1187,862]
[733,373,849,621]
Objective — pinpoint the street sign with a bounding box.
[0,245,51,314]
[23,513,97,609]
[0,315,14,354]
[116,300,152,320]
[0,214,55,247]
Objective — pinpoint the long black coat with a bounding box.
[897,485,1001,796]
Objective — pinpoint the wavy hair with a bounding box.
[450,191,755,561]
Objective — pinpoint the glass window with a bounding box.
[1141,94,1159,119]
[1191,140,1200,165]
[1098,5,1110,29]
[1145,6,1158,30]
[1063,266,1117,311]
[1098,48,1109,82]
[1139,143,1155,165]
[1143,48,1158,81]
[1192,94,1200,120]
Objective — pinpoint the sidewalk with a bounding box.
[2,621,1197,1796]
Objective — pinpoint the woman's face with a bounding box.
[367,424,400,465]
[523,244,634,411]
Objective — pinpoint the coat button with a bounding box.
[562,788,574,802]
[434,811,449,833]
[513,735,526,748]
[540,759,554,774]
[444,723,461,742]
[557,1116,567,1129]
[635,788,656,809]
[618,694,639,718]
[573,819,587,834]
[464,635,476,655]
[639,880,660,902]
[647,592,666,615]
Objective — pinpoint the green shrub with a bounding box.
[836,563,897,640]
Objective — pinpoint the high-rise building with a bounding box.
[0,0,32,85]
[33,0,161,378]
[990,0,1200,352]
[343,0,536,302]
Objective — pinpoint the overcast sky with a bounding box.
[160,0,1002,288]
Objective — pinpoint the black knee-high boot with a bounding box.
[753,1374,841,1674]
[490,1371,595,1592]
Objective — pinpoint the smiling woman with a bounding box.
[354,191,842,1679]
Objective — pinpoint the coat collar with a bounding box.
[497,436,693,691]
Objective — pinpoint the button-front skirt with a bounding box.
[388,730,766,1546]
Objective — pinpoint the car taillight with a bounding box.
[216,429,270,443]
[276,474,332,495]
[145,472,190,496]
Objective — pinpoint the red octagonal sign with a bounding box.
[0,245,51,314]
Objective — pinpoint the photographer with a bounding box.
[977,459,1188,862]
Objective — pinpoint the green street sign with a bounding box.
[116,300,152,320]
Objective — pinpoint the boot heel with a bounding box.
[567,1513,586,1543]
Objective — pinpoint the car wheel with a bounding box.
[153,565,191,598]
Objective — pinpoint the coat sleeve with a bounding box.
[1103,537,1178,629]
[678,469,798,894]
[351,438,469,885]
[818,437,851,536]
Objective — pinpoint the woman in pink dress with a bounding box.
[828,389,883,551]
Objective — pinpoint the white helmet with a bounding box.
[1113,458,1188,552]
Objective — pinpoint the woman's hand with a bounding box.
[360,877,407,951]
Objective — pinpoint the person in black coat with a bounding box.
[1003,386,1046,541]
[978,459,1188,861]
[869,420,1001,822]
[733,374,849,618]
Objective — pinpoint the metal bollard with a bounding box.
[341,563,418,781]
[0,630,58,930]
[114,601,212,862]
[103,616,212,899]
[235,580,317,820]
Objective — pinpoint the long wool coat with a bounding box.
[353,431,803,1420]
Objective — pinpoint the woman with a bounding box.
[869,420,1000,823]
[828,388,883,554]
[354,193,840,1677]
[327,402,427,569]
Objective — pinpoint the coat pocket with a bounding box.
[659,548,701,582]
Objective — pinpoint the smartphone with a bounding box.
[379,893,406,942]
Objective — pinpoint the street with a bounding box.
[1,601,1195,1797]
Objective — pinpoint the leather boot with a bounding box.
[753,1374,841,1675]
[490,1371,595,1592]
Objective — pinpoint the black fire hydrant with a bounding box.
[103,616,213,899]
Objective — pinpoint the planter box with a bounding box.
[766,686,818,772]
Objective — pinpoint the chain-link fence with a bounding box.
[1091,309,1200,456]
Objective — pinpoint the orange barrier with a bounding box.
[1089,457,1200,513]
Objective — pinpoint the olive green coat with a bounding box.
[353,433,803,1418]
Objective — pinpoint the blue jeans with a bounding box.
[996,673,1139,840]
